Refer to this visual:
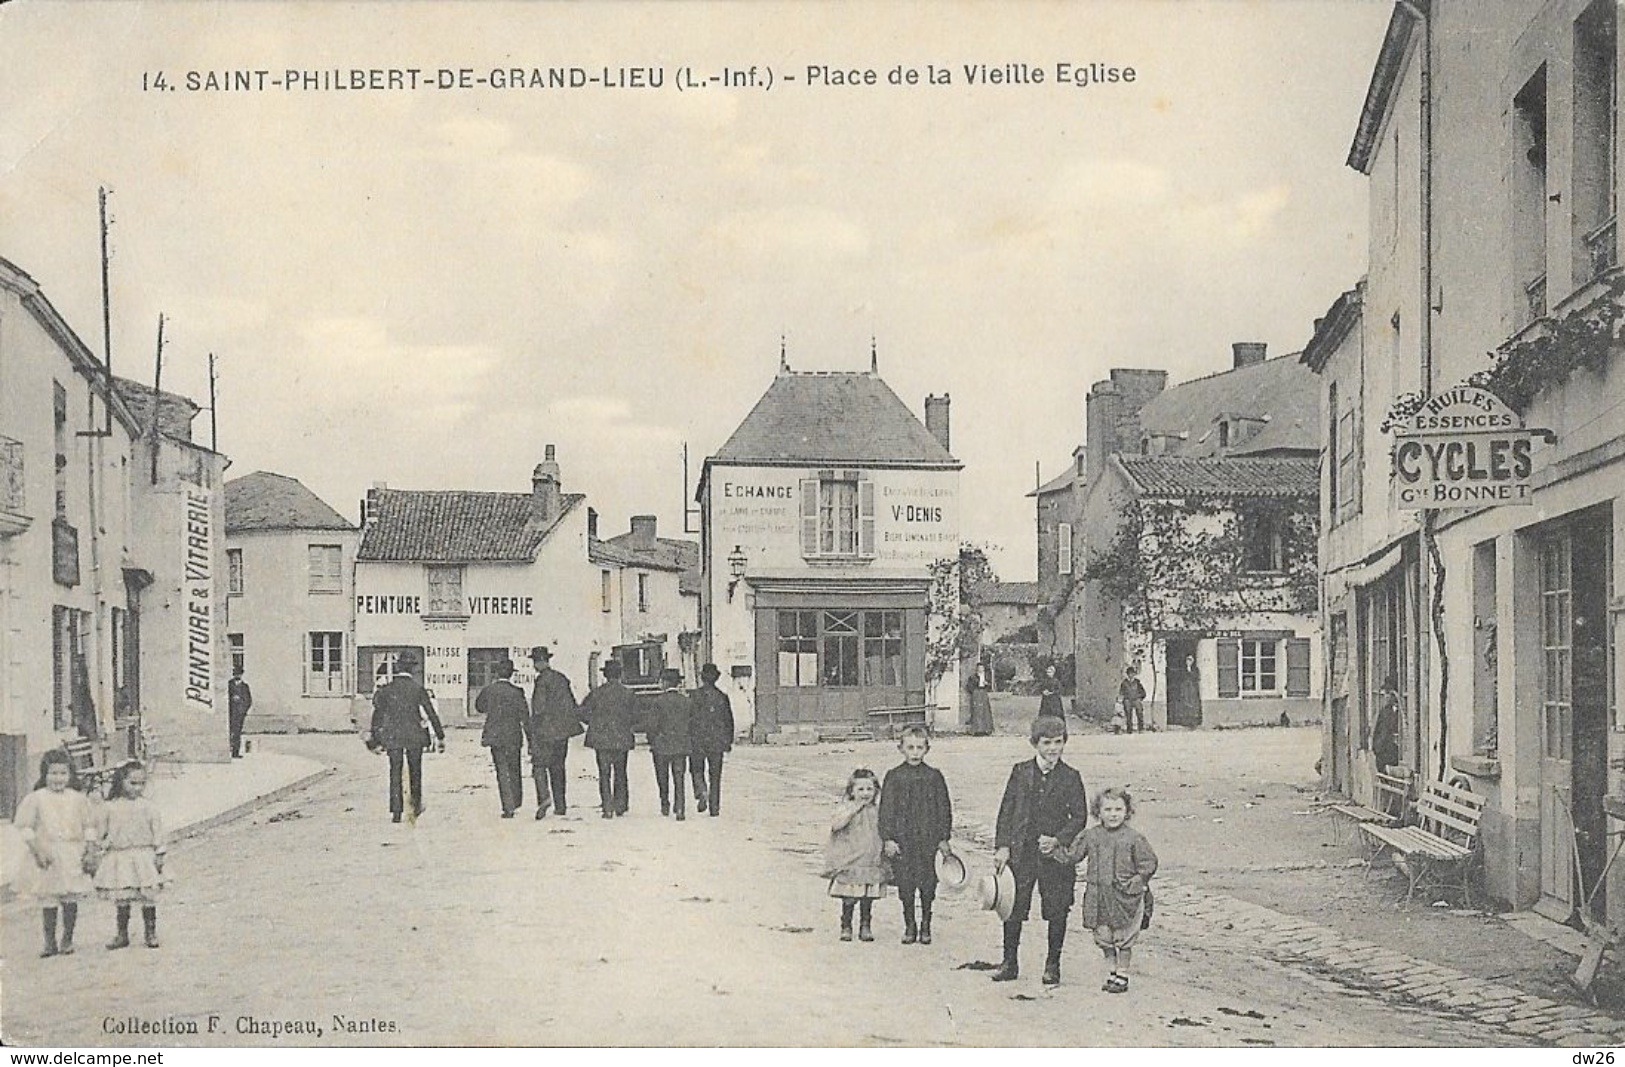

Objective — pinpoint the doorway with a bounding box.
[1165,639,1202,727]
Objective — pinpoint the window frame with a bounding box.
[1239,638,1280,694]
[307,543,343,595]
[227,547,244,596]
[799,473,877,560]
[424,563,466,617]
[304,630,348,697]
[1058,522,1073,576]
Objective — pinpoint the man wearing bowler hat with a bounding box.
[527,646,581,820]
[647,667,693,819]
[477,658,529,818]
[579,659,638,818]
[369,651,446,824]
[688,663,734,817]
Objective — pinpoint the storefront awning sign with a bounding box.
[1391,386,1536,510]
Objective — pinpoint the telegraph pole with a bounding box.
[208,352,218,452]
[149,314,166,485]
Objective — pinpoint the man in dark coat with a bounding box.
[477,658,529,818]
[991,714,1088,985]
[580,659,638,818]
[647,667,693,820]
[527,646,582,820]
[687,663,734,817]
[227,668,253,759]
[369,651,447,823]
[879,724,953,944]
[1119,665,1148,734]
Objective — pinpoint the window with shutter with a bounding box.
[1216,638,1240,697]
[800,478,819,556]
[1286,637,1312,696]
[1058,523,1073,575]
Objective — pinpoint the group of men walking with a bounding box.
[472,646,735,821]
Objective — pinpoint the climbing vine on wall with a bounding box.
[925,541,999,688]
[1080,495,1319,641]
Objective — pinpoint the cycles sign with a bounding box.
[1392,387,1536,509]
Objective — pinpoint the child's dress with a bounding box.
[1057,823,1158,947]
[14,787,96,903]
[94,797,167,903]
[823,800,889,899]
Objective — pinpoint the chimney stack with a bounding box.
[630,514,658,549]
[361,482,387,526]
[1232,341,1268,369]
[532,445,561,525]
[924,393,951,453]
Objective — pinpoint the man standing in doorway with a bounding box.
[228,667,253,759]
[580,659,638,818]
[688,663,734,817]
[527,646,581,820]
[369,651,446,824]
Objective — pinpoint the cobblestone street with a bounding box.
[4,724,1622,1047]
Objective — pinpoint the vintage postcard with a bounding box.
[3,0,1624,1053]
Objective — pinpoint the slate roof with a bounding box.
[1026,469,1078,498]
[710,371,959,467]
[114,377,201,442]
[970,580,1040,606]
[358,490,585,563]
[225,471,354,533]
[1136,353,1319,458]
[1117,455,1319,498]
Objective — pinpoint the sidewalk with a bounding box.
[1,749,333,898]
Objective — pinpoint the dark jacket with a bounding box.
[370,675,445,750]
[1038,677,1065,718]
[228,678,253,718]
[477,679,530,749]
[688,685,734,754]
[879,761,952,845]
[580,681,639,751]
[994,758,1088,868]
[647,689,693,757]
[1119,676,1147,706]
[529,667,583,742]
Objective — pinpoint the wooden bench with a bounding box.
[864,705,934,740]
[1361,780,1487,906]
[1325,770,1412,846]
[62,737,114,795]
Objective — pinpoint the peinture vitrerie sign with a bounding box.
[1391,387,1537,510]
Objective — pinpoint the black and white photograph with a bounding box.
[2,0,1624,1052]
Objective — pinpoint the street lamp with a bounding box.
[727,544,748,602]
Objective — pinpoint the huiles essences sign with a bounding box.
[1391,387,1536,509]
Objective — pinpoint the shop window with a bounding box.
[228,548,244,596]
[1058,523,1073,576]
[799,473,875,559]
[863,610,904,687]
[308,544,343,594]
[425,564,464,615]
[306,631,346,696]
[1240,513,1285,572]
[228,632,245,677]
[358,647,422,694]
[821,611,860,687]
[637,572,649,613]
[777,610,819,687]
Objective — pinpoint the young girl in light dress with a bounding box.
[1054,786,1159,993]
[823,768,888,943]
[15,749,97,957]
[95,761,168,949]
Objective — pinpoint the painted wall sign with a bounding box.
[1392,387,1535,509]
[182,488,215,712]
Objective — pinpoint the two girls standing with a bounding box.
[17,752,168,958]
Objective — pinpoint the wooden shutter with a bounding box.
[357,646,377,695]
[1216,638,1240,698]
[858,478,876,556]
[800,478,819,556]
[1286,637,1311,697]
[1058,523,1073,575]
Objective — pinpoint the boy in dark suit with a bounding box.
[879,724,953,945]
[991,714,1088,985]
[476,658,529,818]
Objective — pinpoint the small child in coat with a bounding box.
[1054,786,1158,993]
[823,768,888,942]
[94,761,168,949]
[879,725,953,945]
[15,749,97,957]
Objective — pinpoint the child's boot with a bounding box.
[991,921,1021,981]
[142,906,160,949]
[40,907,59,958]
[59,902,78,954]
[1042,918,1066,986]
[840,900,855,942]
[901,894,918,944]
[919,898,934,945]
[107,905,131,950]
[857,899,874,942]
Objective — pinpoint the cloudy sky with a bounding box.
[1,0,1389,577]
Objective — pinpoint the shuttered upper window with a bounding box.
[800,473,876,559]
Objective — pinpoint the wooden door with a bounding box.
[1536,536,1576,922]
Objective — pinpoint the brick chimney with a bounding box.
[630,514,657,549]
[1232,341,1268,369]
[361,482,387,527]
[532,445,561,525]
[924,393,951,453]
[1085,368,1167,479]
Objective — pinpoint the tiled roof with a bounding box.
[1117,455,1319,498]
[596,534,703,597]
[971,580,1040,606]
[358,490,584,563]
[1136,354,1320,458]
[226,471,353,533]
[710,371,959,466]
[114,377,201,442]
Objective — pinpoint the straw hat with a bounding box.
[977,865,1017,922]
[935,850,969,892]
